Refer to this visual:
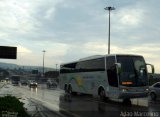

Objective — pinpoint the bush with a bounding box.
[0,96,30,117]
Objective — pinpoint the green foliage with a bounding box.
[0,96,30,117]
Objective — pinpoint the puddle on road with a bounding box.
[131,98,148,107]
[108,97,148,107]
[30,87,38,97]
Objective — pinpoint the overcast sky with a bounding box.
[0,0,160,73]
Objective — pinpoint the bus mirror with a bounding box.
[115,63,122,74]
[151,65,155,74]
[146,64,155,74]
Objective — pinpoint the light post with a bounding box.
[104,6,115,54]
[42,50,46,77]
[55,64,58,71]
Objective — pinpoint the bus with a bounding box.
[11,75,20,86]
[59,54,154,101]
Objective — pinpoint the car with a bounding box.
[149,82,160,100]
[28,80,38,88]
[20,80,28,86]
[12,80,19,86]
[1,80,6,83]
[46,80,57,88]
[5,78,10,84]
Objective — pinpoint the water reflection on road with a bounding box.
[24,84,160,117]
[58,94,150,117]
[30,87,38,97]
[131,98,148,107]
[1,84,160,117]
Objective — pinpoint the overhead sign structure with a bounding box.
[0,46,17,59]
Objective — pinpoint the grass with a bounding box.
[0,96,30,117]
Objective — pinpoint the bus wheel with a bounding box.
[99,88,106,101]
[68,85,72,94]
[68,85,77,95]
[67,85,72,102]
[64,85,67,93]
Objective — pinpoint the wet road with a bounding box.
[1,83,160,117]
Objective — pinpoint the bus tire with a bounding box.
[67,85,72,102]
[68,85,72,94]
[64,84,68,93]
[68,85,77,95]
[99,88,106,101]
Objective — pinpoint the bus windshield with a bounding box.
[117,55,147,87]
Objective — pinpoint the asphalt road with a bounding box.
[1,83,160,117]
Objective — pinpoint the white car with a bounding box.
[46,80,57,88]
[149,82,160,100]
[28,80,38,88]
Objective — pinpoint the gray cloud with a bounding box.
[0,0,160,72]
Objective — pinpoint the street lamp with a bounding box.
[55,64,58,71]
[104,6,115,54]
[42,50,46,77]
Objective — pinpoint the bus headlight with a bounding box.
[122,89,128,92]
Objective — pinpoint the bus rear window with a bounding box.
[60,58,105,73]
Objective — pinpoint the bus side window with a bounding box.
[76,58,105,72]
[106,56,118,87]
[60,63,77,73]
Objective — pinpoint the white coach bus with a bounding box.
[59,54,154,101]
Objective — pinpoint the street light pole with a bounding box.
[42,50,46,77]
[55,64,58,71]
[104,6,115,54]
